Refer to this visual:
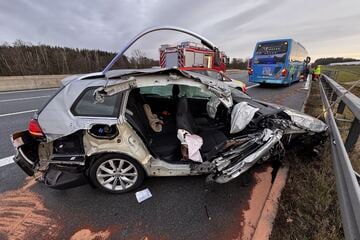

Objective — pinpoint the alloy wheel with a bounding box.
[96,158,138,191]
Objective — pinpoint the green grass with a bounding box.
[270,148,344,240]
[270,82,344,240]
[321,65,360,83]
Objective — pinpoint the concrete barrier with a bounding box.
[0,74,69,92]
[226,69,248,74]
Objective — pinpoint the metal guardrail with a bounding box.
[319,74,360,240]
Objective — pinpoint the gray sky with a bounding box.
[1,0,360,60]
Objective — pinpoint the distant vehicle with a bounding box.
[179,67,247,93]
[160,41,229,72]
[247,58,252,75]
[248,39,310,85]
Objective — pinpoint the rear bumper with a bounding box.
[11,130,39,176]
[249,77,287,84]
[43,165,88,190]
[14,149,36,176]
[11,130,88,190]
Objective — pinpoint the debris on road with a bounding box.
[136,188,152,203]
[204,205,212,220]
[70,228,111,240]
[0,177,59,239]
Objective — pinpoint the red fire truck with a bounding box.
[159,41,229,72]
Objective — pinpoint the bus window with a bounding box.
[253,41,288,64]
[290,43,300,62]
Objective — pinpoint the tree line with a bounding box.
[314,57,360,66]
[227,58,249,70]
[0,40,159,76]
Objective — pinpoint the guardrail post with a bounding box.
[337,101,346,114]
[331,90,338,102]
[345,119,360,152]
[335,70,339,81]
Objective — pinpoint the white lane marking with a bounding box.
[0,88,57,95]
[0,155,14,168]
[247,84,260,89]
[0,109,38,118]
[0,95,50,103]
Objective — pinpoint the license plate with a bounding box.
[262,67,272,76]
[12,137,24,148]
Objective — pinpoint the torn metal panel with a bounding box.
[206,95,221,119]
[283,109,328,132]
[211,129,283,183]
[182,70,233,105]
[93,77,137,100]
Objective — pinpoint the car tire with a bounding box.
[89,154,145,194]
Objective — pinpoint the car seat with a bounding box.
[176,97,227,160]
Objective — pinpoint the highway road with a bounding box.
[0,73,309,239]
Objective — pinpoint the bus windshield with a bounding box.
[253,41,288,64]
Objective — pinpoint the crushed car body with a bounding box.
[10,26,328,193]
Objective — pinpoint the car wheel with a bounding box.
[89,154,144,194]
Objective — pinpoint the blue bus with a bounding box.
[249,39,309,85]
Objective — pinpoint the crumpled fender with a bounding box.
[283,108,328,133]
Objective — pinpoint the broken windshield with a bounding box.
[231,87,251,100]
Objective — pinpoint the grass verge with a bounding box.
[270,81,344,240]
[321,65,360,83]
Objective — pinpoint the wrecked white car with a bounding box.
[11,27,327,193]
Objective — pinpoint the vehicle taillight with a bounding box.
[248,68,253,75]
[28,119,44,137]
[281,68,287,76]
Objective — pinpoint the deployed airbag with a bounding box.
[230,102,259,134]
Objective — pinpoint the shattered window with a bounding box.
[72,87,122,117]
[231,87,251,99]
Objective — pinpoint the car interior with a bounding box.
[125,84,231,163]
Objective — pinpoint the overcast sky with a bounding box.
[1,0,360,60]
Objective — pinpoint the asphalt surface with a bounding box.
[0,74,309,239]
[0,88,58,158]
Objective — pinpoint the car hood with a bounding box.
[245,99,328,133]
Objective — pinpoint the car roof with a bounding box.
[75,68,186,81]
